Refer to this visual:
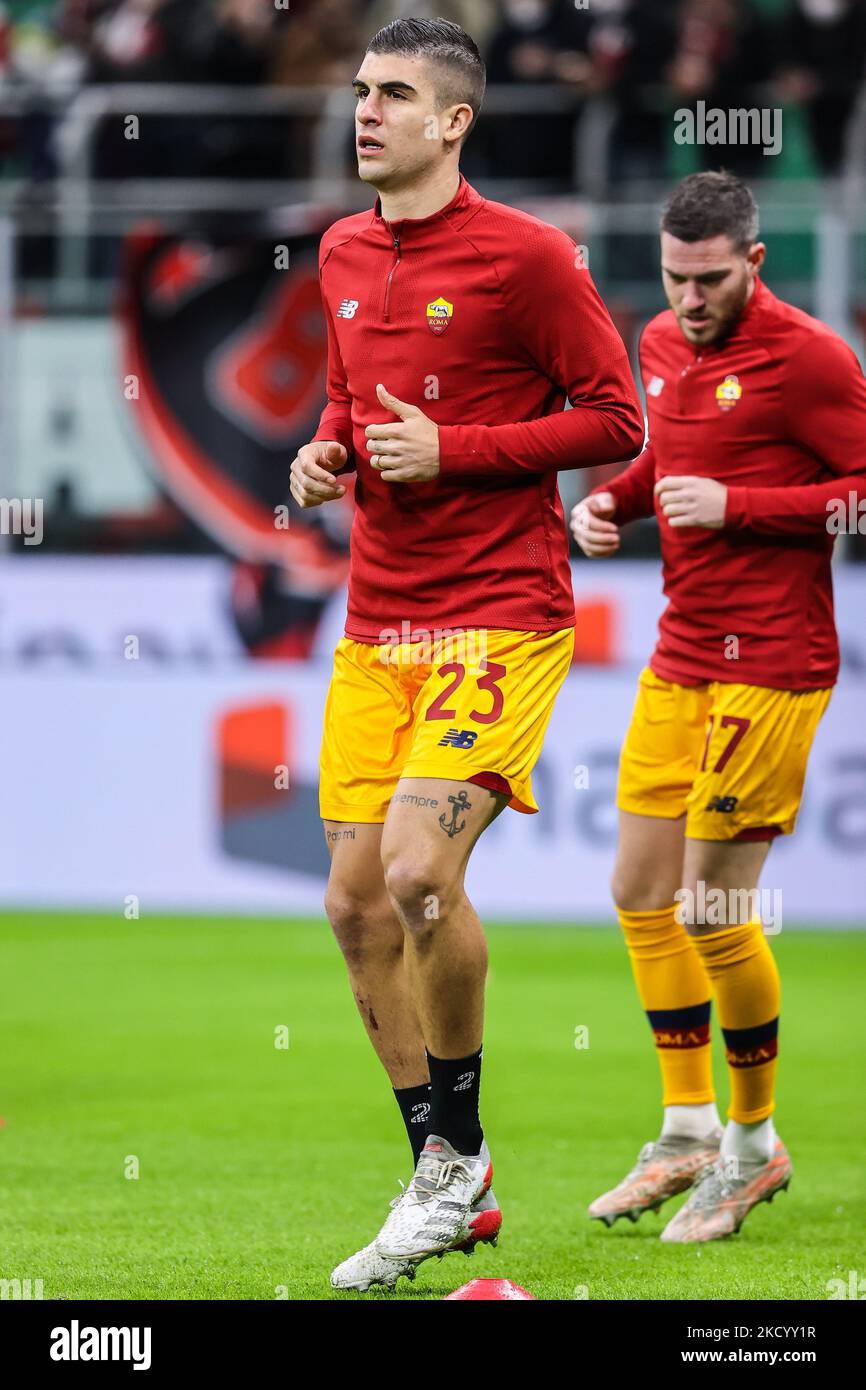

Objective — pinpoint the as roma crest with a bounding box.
[426,296,453,335]
[716,374,743,412]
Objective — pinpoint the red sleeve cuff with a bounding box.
[437,423,477,478]
[312,429,352,448]
[590,474,646,528]
[724,485,750,528]
[312,429,355,467]
[589,477,622,501]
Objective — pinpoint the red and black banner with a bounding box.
[120,214,354,657]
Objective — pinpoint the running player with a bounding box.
[291,17,643,1288]
[571,171,866,1242]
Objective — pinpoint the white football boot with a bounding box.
[330,1185,500,1292]
[375,1134,494,1261]
[330,1136,499,1292]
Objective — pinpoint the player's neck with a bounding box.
[377,165,461,225]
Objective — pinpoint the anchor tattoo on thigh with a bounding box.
[438,789,471,838]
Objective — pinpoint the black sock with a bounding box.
[393,1083,433,1166]
[426,1047,484,1155]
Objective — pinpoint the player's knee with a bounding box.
[611,863,675,914]
[611,863,644,913]
[324,886,399,968]
[383,855,454,935]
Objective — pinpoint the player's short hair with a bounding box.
[367,17,486,139]
[661,172,759,251]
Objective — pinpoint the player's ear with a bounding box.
[442,102,473,149]
[748,242,766,275]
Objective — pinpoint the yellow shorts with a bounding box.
[617,667,832,841]
[319,626,575,823]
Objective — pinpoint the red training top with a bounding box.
[313,175,644,642]
[595,277,866,689]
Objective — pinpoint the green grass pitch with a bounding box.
[1,911,864,1300]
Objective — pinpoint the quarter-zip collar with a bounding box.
[372,173,482,245]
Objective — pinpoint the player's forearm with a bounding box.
[312,402,356,470]
[590,444,656,526]
[436,398,644,480]
[725,475,866,536]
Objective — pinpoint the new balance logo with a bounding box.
[438,728,478,749]
[410,1102,431,1125]
[706,795,738,813]
[453,1071,475,1091]
[336,298,360,319]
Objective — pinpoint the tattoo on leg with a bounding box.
[326,828,356,842]
[438,789,471,838]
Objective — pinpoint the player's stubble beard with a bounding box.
[672,265,754,349]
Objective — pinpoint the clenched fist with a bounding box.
[654,475,727,529]
[570,491,620,557]
[290,441,349,510]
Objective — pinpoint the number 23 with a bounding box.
[425,660,507,725]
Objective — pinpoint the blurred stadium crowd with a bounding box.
[1,0,865,187]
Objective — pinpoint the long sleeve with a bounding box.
[725,334,866,536]
[437,230,644,479]
[311,271,355,467]
[590,441,657,526]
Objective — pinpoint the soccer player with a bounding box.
[290,17,643,1289]
[571,171,866,1242]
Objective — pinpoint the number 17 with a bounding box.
[700,714,751,773]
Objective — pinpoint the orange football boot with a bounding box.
[589,1130,722,1227]
[660,1138,792,1242]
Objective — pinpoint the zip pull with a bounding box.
[384,231,402,322]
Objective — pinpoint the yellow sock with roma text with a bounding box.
[690,918,780,1124]
[618,906,715,1107]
